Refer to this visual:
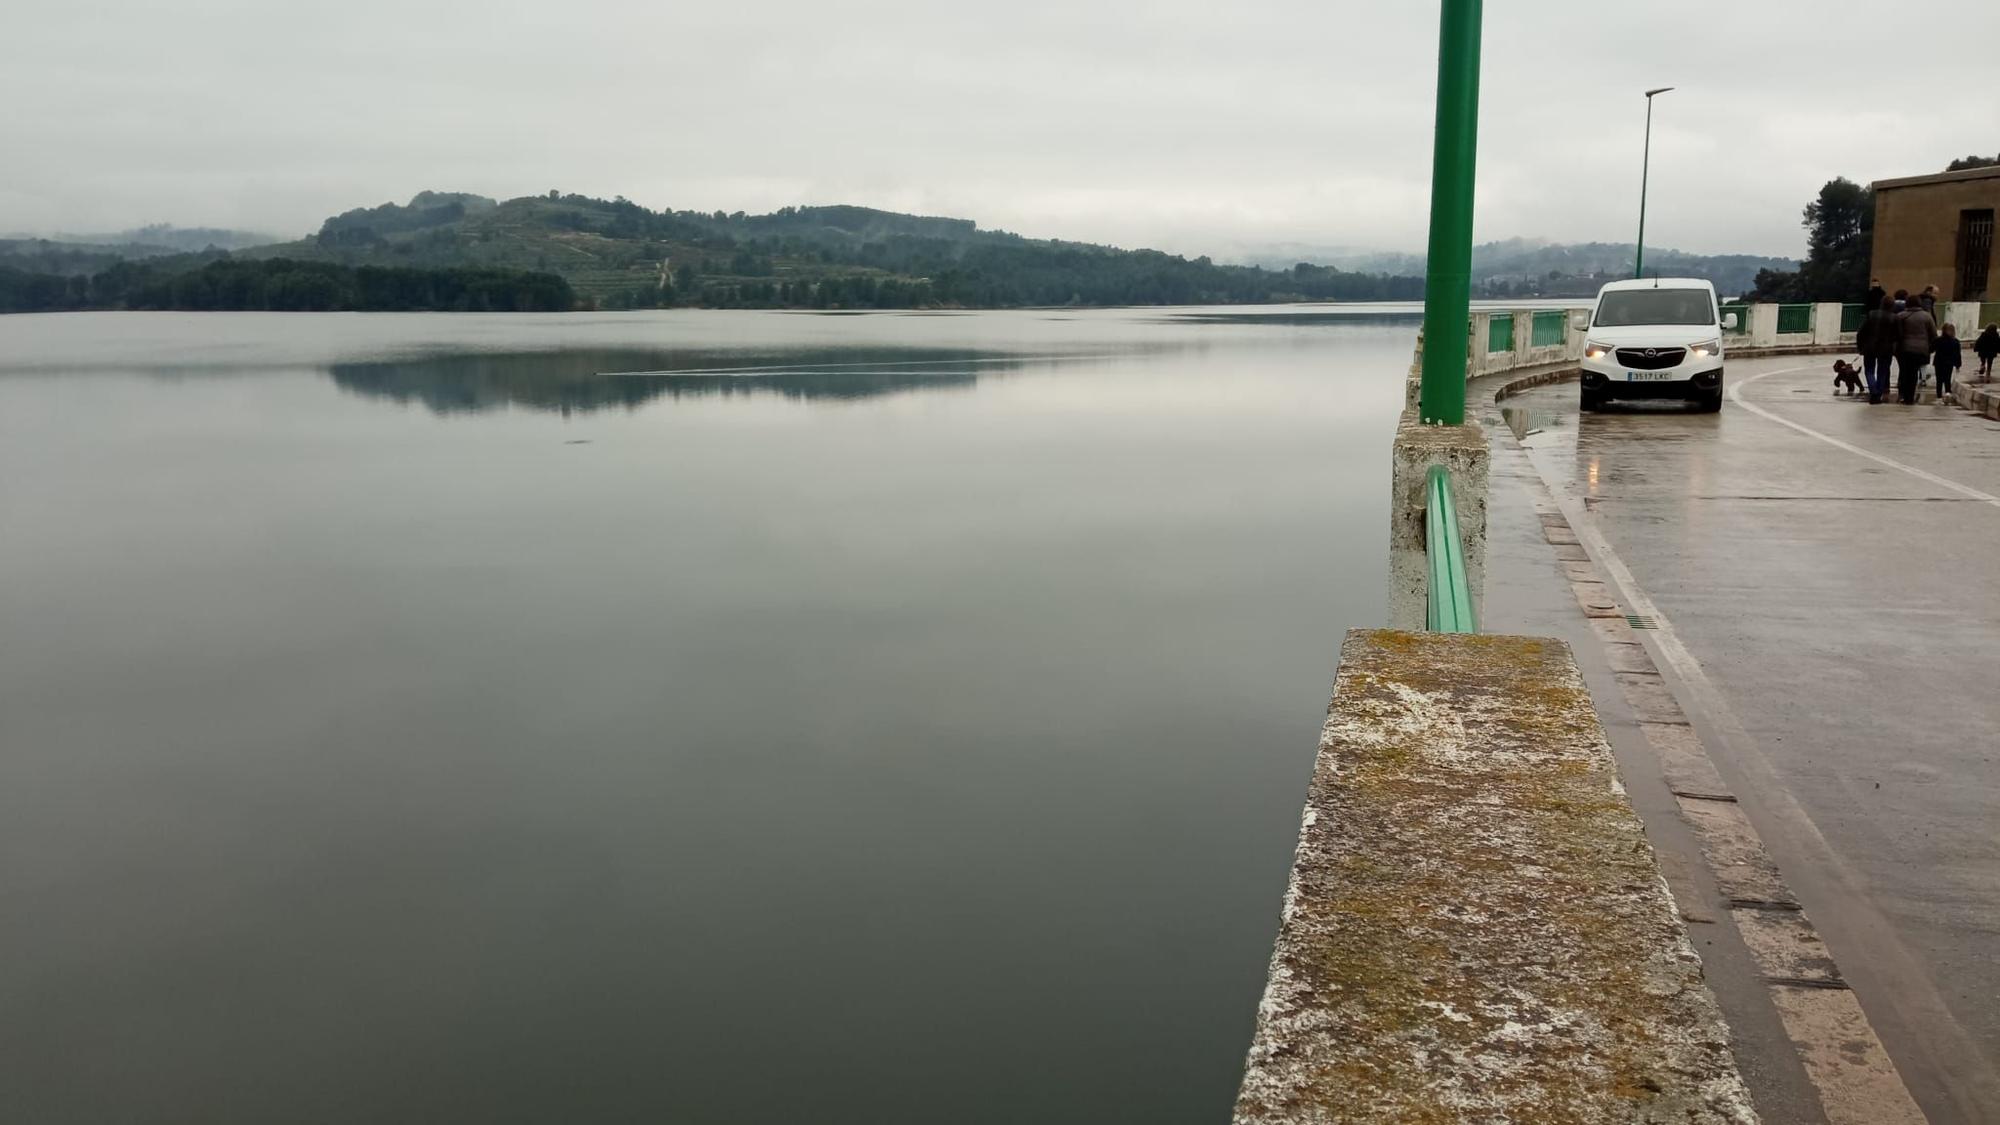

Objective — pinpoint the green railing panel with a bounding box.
[1721,304,1751,335]
[1777,303,1814,335]
[1840,303,1866,333]
[1980,302,2000,332]
[1487,314,1515,354]
[1425,465,1476,634]
[1530,309,1566,348]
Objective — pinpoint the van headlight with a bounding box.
[1584,340,1615,360]
[1688,339,1722,358]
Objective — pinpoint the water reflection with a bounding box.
[327,347,1044,414]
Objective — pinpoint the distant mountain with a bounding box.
[1,223,286,278]
[0,237,191,277]
[7,224,283,253]
[10,193,1794,313]
[234,191,1430,308]
[1237,237,1799,299]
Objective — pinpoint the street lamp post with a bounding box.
[1634,86,1673,279]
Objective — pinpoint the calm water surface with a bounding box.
[0,307,1415,1123]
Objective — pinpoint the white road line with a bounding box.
[1730,367,2000,507]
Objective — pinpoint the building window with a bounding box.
[1958,208,1994,301]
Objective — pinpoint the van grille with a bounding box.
[1615,346,1687,370]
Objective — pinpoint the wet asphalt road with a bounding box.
[1500,356,2000,1123]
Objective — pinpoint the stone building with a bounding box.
[1870,165,1997,301]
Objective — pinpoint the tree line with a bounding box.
[0,258,575,313]
[598,249,1426,310]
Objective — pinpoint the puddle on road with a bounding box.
[1500,402,1568,443]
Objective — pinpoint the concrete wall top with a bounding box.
[1233,630,1754,1123]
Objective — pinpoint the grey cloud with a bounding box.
[4,0,1992,260]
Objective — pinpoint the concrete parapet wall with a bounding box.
[1388,411,1486,630]
[1467,309,1587,378]
[1233,630,1755,1124]
[1939,300,1987,333]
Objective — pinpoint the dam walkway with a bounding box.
[1484,355,2000,1124]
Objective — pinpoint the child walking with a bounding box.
[1977,324,2000,381]
[1934,324,1963,400]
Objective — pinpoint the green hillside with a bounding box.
[1247,237,1799,299]
[242,191,1428,308]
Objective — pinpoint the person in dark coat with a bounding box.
[1975,324,2000,380]
[1895,298,1938,404]
[1856,294,1901,403]
[1919,285,1940,317]
[1933,324,1962,399]
[1866,278,1886,311]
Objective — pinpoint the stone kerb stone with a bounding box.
[1233,630,1756,1124]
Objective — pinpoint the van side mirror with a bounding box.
[1722,312,1739,330]
[1569,311,1590,331]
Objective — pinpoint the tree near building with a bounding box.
[1798,177,1872,300]
[1749,177,1871,301]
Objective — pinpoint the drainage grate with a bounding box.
[1625,615,1660,630]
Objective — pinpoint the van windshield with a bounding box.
[1594,288,1716,327]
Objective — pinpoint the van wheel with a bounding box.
[1580,385,1604,412]
[1693,389,1723,413]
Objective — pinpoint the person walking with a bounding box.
[1866,277,1887,311]
[1857,294,1901,403]
[1975,323,2000,381]
[1919,285,1940,317]
[1895,296,1938,404]
[1934,324,1963,400]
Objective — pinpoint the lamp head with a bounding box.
[1644,86,1675,98]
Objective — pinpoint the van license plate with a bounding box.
[1625,371,1677,382]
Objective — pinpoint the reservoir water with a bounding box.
[0,307,1415,1123]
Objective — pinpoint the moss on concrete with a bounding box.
[1233,629,1756,1123]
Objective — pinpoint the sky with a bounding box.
[4,0,1995,261]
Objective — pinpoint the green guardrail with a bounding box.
[1721,304,1751,335]
[1487,314,1515,354]
[1530,309,1566,348]
[1840,303,1866,333]
[1980,302,2000,331]
[1777,303,1814,335]
[1426,464,1476,634]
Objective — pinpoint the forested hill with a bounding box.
[237,191,1428,309]
[1243,237,1798,299]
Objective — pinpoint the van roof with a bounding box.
[1598,277,1716,293]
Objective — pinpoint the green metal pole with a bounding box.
[1417,0,1483,427]
[1635,97,1652,279]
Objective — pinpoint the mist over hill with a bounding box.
[3,224,282,253]
[1236,236,1797,298]
[1,222,292,284]
[4,191,1799,313]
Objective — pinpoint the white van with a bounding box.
[1574,278,1735,412]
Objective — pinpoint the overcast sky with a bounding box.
[5,0,1995,260]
